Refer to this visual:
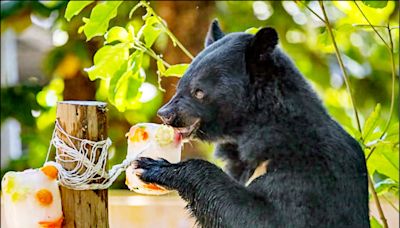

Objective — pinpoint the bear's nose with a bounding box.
[157,108,176,125]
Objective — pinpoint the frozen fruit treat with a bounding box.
[2,163,63,228]
[125,123,182,195]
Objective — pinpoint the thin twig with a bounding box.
[130,41,171,68]
[366,147,376,161]
[353,24,400,30]
[318,1,362,134]
[381,26,396,137]
[353,24,388,28]
[368,175,389,228]
[318,2,389,227]
[141,1,194,60]
[382,195,399,212]
[366,26,397,160]
[354,3,397,159]
[353,1,390,49]
[296,1,326,23]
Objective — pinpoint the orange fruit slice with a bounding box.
[39,216,63,228]
[129,127,149,142]
[35,189,53,206]
[143,183,165,191]
[41,165,58,180]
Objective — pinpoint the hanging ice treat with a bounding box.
[2,163,63,228]
[125,123,182,195]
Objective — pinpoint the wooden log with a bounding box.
[56,101,109,228]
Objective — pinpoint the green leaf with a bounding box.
[81,1,123,40]
[336,24,355,33]
[143,25,161,48]
[245,27,261,35]
[108,51,145,112]
[368,142,399,182]
[362,103,381,142]
[139,16,162,48]
[362,1,388,9]
[163,64,189,77]
[373,171,398,195]
[108,61,128,107]
[65,1,93,22]
[105,26,129,44]
[127,24,135,39]
[85,43,129,80]
[317,28,333,46]
[156,59,166,75]
[111,71,144,112]
[374,177,397,195]
[370,216,383,228]
[385,122,399,141]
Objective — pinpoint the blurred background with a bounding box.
[1,1,398,227]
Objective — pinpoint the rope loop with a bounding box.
[46,120,145,190]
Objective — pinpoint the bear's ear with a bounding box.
[246,27,279,81]
[204,19,225,47]
[247,27,278,62]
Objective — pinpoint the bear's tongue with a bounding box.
[174,119,200,139]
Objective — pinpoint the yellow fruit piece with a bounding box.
[41,165,58,180]
[10,188,29,202]
[36,189,53,206]
[4,174,16,194]
[11,192,24,202]
[155,125,174,146]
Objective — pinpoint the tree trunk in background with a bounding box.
[155,1,214,105]
[154,1,215,159]
[63,70,96,100]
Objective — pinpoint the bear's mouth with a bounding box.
[174,119,201,139]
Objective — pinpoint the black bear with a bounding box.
[135,20,369,228]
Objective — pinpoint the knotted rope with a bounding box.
[45,120,145,190]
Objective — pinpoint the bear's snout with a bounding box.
[157,106,177,125]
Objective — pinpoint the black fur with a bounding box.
[135,21,369,228]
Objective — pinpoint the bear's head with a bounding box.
[158,19,322,142]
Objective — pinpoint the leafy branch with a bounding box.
[318,1,362,134]
[352,4,398,227]
[317,2,391,227]
[368,173,389,228]
[131,1,194,60]
[64,1,191,111]
[353,1,397,154]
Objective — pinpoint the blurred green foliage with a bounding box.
[1,1,398,226]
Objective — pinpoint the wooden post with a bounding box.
[56,101,109,228]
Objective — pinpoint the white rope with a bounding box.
[45,120,146,190]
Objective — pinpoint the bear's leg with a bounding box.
[135,157,273,228]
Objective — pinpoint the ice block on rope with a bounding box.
[125,123,182,195]
[2,163,63,228]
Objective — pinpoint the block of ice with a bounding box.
[125,123,182,195]
[2,163,63,228]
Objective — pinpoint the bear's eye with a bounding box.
[194,89,205,100]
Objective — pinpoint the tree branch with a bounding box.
[141,1,194,60]
[318,1,362,133]
[368,174,389,228]
[353,1,390,49]
[318,2,389,227]
[296,1,326,23]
